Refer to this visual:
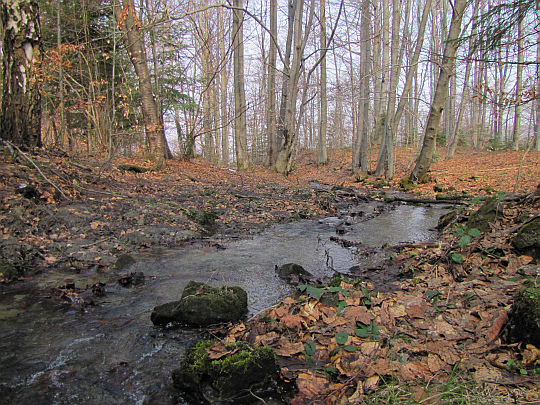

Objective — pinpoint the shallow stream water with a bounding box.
[0,202,448,405]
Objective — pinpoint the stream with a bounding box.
[0,201,449,405]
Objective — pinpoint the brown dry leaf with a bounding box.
[339,306,373,325]
[359,341,380,356]
[388,303,407,318]
[280,314,302,330]
[522,344,540,365]
[427,353,445,373]
[400,361,432,382]
[274,341,305,357]
[406,303,426,319]
[362,375,380,394]
[486,310,509,342]
[274,306,289,318]
[293,371,329,403]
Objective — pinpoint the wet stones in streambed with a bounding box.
[150,281,248,327]
[172,340,281,404]
[275,263,313,284]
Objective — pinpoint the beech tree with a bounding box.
[1,0,42,148]
[115,0,167,167]
[409,0,468,183]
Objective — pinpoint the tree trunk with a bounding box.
[375,0,402,179]
[535,12,540,151]
[115,0,166,167]
[265,0,277,166]
[447,0,480,159]
[409,0,467,183]
[373,0,389,145]
[352,0,371,174]
[0,0,42,149]
[233,0,249,170]
[317,0,328,165]
[512,8,524,151]
[219,7,230,165]
[391,0,431,148]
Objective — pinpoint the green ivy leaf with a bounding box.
[337,301,348,315]
[355,328,369,338]
[468,228,481,237]
[451,253,464,264]
[344,345,358,352]
[335,331,349,345]
[458,235,471,248]
[304,340,316,356]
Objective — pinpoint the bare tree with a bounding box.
[232,0,249,170]
[317,0,328,165]
[410,0,468,183]
[352,0,371,174]
[116,0,167,167]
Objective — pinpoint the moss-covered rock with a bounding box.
[0,263,21,283]
[511,217,540,259]
[505,288,540,347]
[173,340,279,404]
[150,281,248,327]
[466,199,505,233]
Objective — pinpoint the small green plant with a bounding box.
[355,320,380,340]
[302,340,316,365]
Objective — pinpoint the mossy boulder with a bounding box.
[173,340,279,404]
[466,199,505,233]
[505,288,540,347]
[150,281,248,327]
[511,217,540,260]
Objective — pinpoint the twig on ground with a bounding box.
[4,140,72,201]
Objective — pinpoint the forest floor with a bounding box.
[0,145,539,404]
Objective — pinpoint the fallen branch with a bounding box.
[390,196,467,205]
[4,140,72,201]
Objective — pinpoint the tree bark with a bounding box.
[232,0,249,170]
[352,0,371,174]
[447,0,480,159]
[265,0,277,166]
[1,0,42,149]
[317,0,328,165]
[512,7,524,151]
[115,0,166,167]
[374,0,402,179]
[409,0,467,183]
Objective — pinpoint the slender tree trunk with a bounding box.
[115,0,166,167]
[265,0,277,166]
[447,0,480,159]
[232,0,249,170]
[317,0,328,165]
[219,7,229,165]
[391,0,431,146]
[410,0,467,183]
[374,0,390,144]
[352,0,371,173]
[512,9,524,151]
[0,0,42,148]
[375,0,401,179]
[535,13,540,151]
